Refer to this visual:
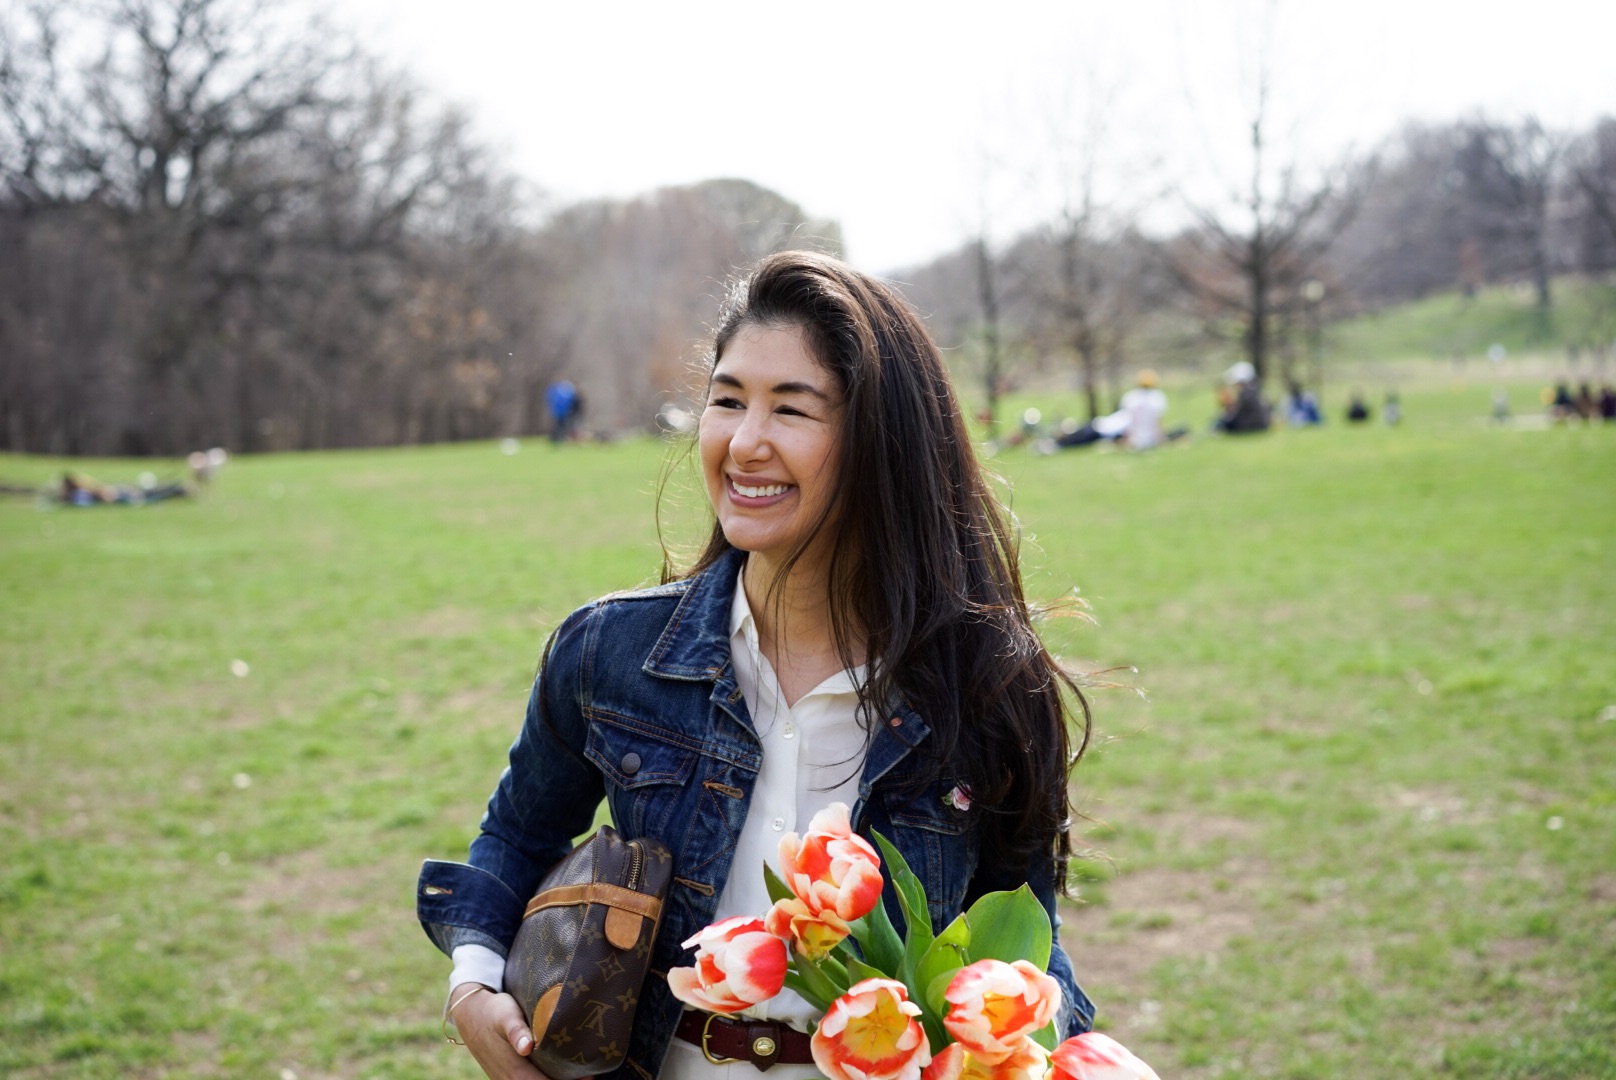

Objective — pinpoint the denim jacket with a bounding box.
[417,547,1094,1078]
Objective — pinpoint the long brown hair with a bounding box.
[668,250,1089,879]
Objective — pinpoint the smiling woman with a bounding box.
[700,323,844,584]
[417,249,1096,1080]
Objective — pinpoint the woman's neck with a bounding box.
[741,553,862,706]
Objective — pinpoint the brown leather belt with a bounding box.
[675,1009,815,1070]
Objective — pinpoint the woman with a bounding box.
[418,250,1096,1079]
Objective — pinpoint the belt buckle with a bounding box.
[701,1012,742,1066]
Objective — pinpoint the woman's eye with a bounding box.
[708,396,743,409]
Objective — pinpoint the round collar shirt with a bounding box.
[659,569,868,1080]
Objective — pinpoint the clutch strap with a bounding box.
[523,882,664,949]
[524,882,663,920]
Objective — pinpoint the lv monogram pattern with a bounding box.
[506,829,673,1080]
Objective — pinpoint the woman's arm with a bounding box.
[418,606,606,957]
[419,610,608,1079]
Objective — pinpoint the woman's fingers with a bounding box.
[453,986,548,1079]
[503,1008,535,1056]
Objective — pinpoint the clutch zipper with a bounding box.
[626,839,644,891]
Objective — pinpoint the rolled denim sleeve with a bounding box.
[416,606,607,957]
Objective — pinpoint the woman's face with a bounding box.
[699,323,844,572]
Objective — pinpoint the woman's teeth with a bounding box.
[733,480,789,498]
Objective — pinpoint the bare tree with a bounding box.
[1563,116,1616,273]
[970,234,1007,431]
[531,179,841,434]
[0,0,542,454]
[1168,3,1358,388]
[1453,116,1565,332]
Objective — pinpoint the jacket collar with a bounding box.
[642,545,933,765]
[642,546,748,681]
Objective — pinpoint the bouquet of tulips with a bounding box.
[668,803,1159,1080]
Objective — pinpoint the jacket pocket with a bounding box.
[585,714,701,838]
[882,787,975,930]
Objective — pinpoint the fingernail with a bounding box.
[517,1035,532,1054]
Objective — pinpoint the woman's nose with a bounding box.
[729,406,772,462]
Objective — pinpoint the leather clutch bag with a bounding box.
[504,825,673,1079]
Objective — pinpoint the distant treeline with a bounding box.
[2,1,1613,455]
[901,116,1616,421]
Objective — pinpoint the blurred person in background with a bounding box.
[1117,369,1168,450]
[545,379,580,442]
[1214,361,1271,434]
[1574,383,1596,422]
[1546,381,1576,422]
[1283,381,1323,426]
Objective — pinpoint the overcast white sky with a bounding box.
[336,0,1614,272]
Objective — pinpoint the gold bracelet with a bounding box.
[442,984,492,1046]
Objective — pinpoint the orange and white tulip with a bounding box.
[924,1036,1051,1080]
[765,893,854,960]
[812,977,932,1080]
[778,802,885,923]
[1049,1033,1161,1080]
[942,959,1062,1064]
[667,916,788,1014]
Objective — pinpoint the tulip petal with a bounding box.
[1050,1033,1160,1080]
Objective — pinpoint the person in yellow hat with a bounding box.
[1117,369,1168,449]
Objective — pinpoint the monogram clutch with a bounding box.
[504,825,673,1079]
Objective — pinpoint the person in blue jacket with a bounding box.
[418,250,1096,1079]
[546,379,580,442]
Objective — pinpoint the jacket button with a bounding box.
[621,752,641,776]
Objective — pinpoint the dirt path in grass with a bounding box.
[1061,811,1264,1043]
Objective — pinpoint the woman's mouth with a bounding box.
[730,478,792,499]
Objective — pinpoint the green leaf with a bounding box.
[785,953,854,1010]
[924,967,961,1026]
[850,895,904,976]
[961,885,1052,969]
[763,863,794,905]
[915,914,971,1018]
[1030,1020,1057,1051]
[844,956,887,983]
[817,952,851,990]
[871,831,934,984]
[782,970,833,1012]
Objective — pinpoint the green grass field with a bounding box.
[2,372,1613,1078]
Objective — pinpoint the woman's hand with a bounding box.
[450,982,550,1079]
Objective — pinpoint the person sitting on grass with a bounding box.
[1214,362,1271,434]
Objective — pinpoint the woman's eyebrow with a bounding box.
[710,372,833,401]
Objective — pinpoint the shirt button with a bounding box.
[772,817,785,831]
[783,723,797,739]
[620,753,641,776]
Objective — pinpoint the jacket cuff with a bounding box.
[417,858,525,957]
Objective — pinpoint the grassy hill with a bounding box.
[1327,274,1616,368]
[958,275,1616,432]
[1,396,1613,1077]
